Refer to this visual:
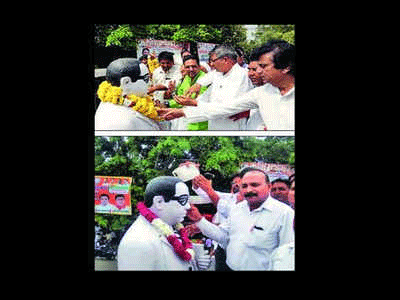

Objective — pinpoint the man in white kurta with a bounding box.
[195,60,252,130]
[184,83,294,131]
[151,64,182,104]
[158,40,295,131]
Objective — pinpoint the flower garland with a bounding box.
[97,81,159,121]
[136,201,195,262]
[147,57,160,74]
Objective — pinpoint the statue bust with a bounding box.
[117,176,194,270]
[95,58,161,130]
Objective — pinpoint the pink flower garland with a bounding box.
[136,202,194,261]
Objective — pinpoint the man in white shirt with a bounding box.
[147,51,182,130]
[148,51,182,105]
[158,40,295,131]
[182,45,253,130]
[187,167,294,270]
[191,172,243,271]
[268,240,294,270]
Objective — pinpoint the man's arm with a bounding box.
[192,175,220,205]
[158,88,259,122]
[278,209,295,247]
[148,83,168,94]
[187,205,229,247]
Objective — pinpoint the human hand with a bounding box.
[192,175,213,193]
[147,86,155,94]
[229,110,250,121]
[157,108,185,120]
[183,84,201,98]
[185,223,201,237]
[168,80,176,90]
[174,95,197,106]
[186,204,203,223]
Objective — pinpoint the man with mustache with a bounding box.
[187,167,294,270]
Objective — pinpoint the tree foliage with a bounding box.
[240,24,295,55]
[252,25,294,46]
[95,24,247,51]
[94,24,294,64]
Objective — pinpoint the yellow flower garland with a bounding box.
[97,81,159,120]
[147,57,160,74]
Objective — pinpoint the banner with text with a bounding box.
[95,176,132,215]
[137,39,190,65]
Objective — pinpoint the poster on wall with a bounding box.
[197,42,218,64]
[137,39,190,65]
[95,176,132,215]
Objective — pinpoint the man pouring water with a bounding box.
[186,167,295,270]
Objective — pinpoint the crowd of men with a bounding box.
[187,164,295,270]
[116,163,295,271]
[138,39,294,131]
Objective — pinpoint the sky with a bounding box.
[244,25,258,41]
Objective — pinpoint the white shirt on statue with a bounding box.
[118,215,194,270]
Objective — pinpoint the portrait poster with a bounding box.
[137,39,190,65]
[95,176,132,215]
[197,42,218,64]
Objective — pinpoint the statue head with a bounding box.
[106,58,148,86]
[144,176,191,226]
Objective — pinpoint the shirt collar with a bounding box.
[263,195,278,211]
[255,196,274,212]
[223,63,239,77]
[241,195,275,213]
[262,84,295,98]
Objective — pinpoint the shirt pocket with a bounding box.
[245,224,279,251]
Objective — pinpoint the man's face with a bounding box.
[248,61,264,86]
[270,182,289,202]
[160,59,174,72]
[100,195,109,206]
[184,59,200,79]
[258,52,287,86]
[160,182,190,225]
[210,53,229,73]
[240,171,270,208]
[115,196,125,208]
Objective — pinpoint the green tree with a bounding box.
[255,25,294,45]
[242,24,295,55]
[100,24,247,51]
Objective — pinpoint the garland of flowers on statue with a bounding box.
[147,57,160,74]
[136,201,195,262]
[97,81,159,121]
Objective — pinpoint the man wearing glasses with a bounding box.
[176,45,253,130]
[159,40,295,131]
